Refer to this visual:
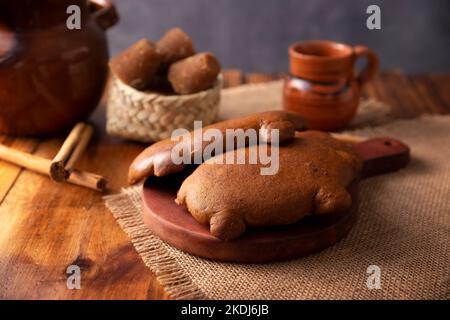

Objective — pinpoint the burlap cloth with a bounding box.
[105,81,450,300]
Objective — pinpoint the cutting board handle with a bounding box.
[353,137,410,179]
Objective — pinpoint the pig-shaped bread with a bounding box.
[128,111,306,185]
[175,131,363,241]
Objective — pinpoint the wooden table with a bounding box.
[0,70,449,299]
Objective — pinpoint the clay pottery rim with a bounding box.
[289,40,353,60]
[289,40,355,80]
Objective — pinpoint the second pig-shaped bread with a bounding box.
[176,131,363,241]
[128,111,305,185]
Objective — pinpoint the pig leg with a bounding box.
[210,210,246,241]
[314,184,352,215]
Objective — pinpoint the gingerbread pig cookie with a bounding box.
[128,111,306,184]
[176,131,363,241]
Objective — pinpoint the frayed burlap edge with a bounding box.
[104,186,206,300]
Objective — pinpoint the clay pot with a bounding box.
[283,40,379,130]
[0,0,118,135]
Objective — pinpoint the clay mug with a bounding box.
[0,0,118,135]
[283,40,379,130]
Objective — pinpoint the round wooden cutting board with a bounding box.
[142,137,410,263]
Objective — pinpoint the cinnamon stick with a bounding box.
[66,125,94,170]
[50,123,86,181]
[0,143,107,192]
[0,143,49,175]
[69,170,107,192]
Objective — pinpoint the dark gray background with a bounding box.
[108,0,450,74]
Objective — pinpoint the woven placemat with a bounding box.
[105,82,450,300]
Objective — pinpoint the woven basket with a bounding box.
[106,75,222,142]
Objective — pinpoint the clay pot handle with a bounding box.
[89,0,119,30]
[354,45,379,86]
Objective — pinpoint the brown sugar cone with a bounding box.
[157,27,196,67]
[168,52,221,95]
[109,39,162,90]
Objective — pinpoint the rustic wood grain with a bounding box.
[244,73,279,84]
[0,70,448,300]
[0,108,167,299]
[222,69,243,88]
[375,71,422,118]
[0,137,39,204]
[427,74,450,112]
[409,75,448,114]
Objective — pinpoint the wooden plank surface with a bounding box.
[0,71,449,299]
[0,137,39,203]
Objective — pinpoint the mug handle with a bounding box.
[354,45,379,86]
[89,0,119,30]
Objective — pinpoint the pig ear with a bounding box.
[259,120,296,144]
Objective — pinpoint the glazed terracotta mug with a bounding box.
[283,40,379,130]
